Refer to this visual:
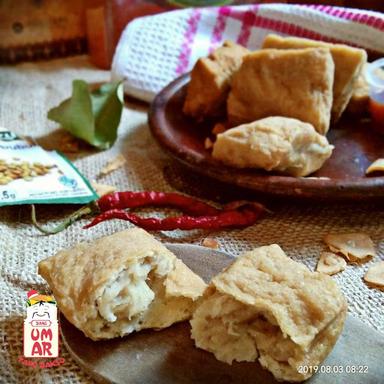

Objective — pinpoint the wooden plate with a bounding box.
[60,244,384,384]
[148,74,384,200]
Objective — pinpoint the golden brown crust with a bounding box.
[262,34,367,122]
[38,228,206,340]
[183,41,249,120]
[191,244,347,382]
[227,48,334,134]
[211,245,346,346]
[212,116,334,177]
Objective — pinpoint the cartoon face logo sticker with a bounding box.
[26,290,57,323]
[32,302,51,320]
[24,290,59,358]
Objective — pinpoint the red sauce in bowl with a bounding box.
[369,98,384,133]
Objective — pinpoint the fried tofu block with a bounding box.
[263,34,367,121]
[212,116,334,177]
[38,228,206,340]
[190,245,347,382]
[227,48,334,134]
[183,41,249,120]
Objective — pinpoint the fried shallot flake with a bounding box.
[91,182,117,197]
[99,154,126,177]
[366,158,384,174]
[324,233,376,263]
[316,251,347,275]
[204,137,214,149]
[364,261,384,290]
[201,237,219,249]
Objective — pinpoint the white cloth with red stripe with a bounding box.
[111,3,384,102]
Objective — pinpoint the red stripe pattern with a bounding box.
[209,7,231,52]
[301,4,384,31]
[236,5,259,46]
[228,10,363,47]
[174,5,384,76]
[175,9,202,75]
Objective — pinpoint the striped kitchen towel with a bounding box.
[111,3,384,102]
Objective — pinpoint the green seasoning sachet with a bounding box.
[0,128,97,207]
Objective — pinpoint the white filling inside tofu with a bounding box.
[191,292,301,372]
[97,262,154,323]
[94,253,173,336]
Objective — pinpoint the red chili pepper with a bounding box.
[31,191,265,234]
[97,191,221,216]
[83,203,263,231]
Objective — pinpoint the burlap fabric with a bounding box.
[0,57,383,383]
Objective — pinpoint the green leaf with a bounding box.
[48,80,124,150]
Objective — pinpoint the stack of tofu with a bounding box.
[183,35,367,177]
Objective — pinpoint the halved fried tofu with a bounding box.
[262,34,367,122]
[38,228,206,340]
[190,244,347,382]
[183,41,249,120]
[227,48,334,134]
[212,116,334,177]
[324,233,376,263]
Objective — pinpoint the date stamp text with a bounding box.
[298,365,369,375]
